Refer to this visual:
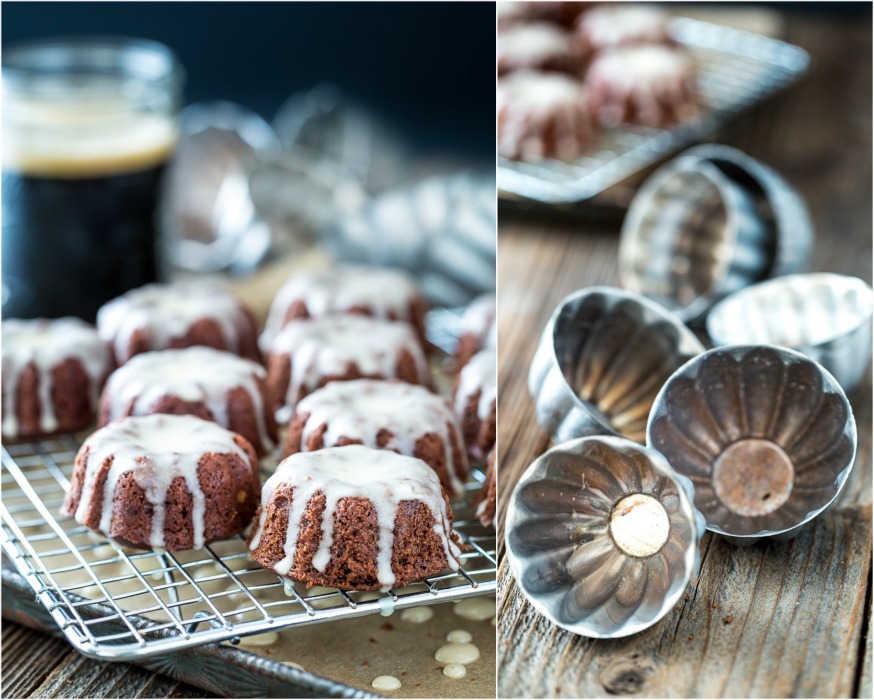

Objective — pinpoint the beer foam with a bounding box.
[4,98,177,178]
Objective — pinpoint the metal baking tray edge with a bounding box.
[2,559,377,699]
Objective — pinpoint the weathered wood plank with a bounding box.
[0,623,210,699]
[496,13,872,699]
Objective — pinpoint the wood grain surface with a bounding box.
[1,623,210,699]
[496,11,872,700]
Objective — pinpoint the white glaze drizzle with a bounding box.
[2,318,111,437]
[498,71,595,160]
[268,316,429,422]
[455,349,497,421]
[460,294,497,349]
[588,44,694,93]
[294,380,467,495]
[96,282,253,363]
[73,414,249,549]
[499,22,574,66]
[262,264,422,349]
[101,347,274,452]
[578,5,669,49]
[248,445,461,591]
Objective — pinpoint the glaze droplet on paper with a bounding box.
[454,597,496,621]
[372,675,402,691]
[400,606,434,624]
[435,642,480,665]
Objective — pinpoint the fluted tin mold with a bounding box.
[647,345,856,545]
[619,144,813,323]
[529,287,705,444]
[707,273,873,394]
[505,436,704,638]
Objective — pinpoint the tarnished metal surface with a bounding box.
[504,436,704,638]
[619,144,813,322]
[528,287,704,444]
[706,273,873,393]
[647,345,857,545]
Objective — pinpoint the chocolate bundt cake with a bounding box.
[284,379,470,497]
[98,347,278,456]
[455,294,496,373]
[264,316,430,422]
[261,265,429,350]
[575,5,671,54]
[61,414,260,551]
[454,348,497,461]
[498,22,586,76]
[248,445,462,591]
[97,282,261,365]
[498,71,598,160]
[2,318,113,440]
[586,45,699,128]
[474,448,497,528]
[499,1,590,28]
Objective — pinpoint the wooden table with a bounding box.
[496,11,872,700]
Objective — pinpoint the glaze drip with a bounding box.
[2,318,111,437]
[267,316,429,421]
[248,445,461,591]
[71,414,249,549]
[97,282,254,363]
[461,294,497,349]
[455,349,497,421]
[294,380,468,495]
[262,264,422,348]
[101,347,274,452]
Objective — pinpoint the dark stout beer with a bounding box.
[2,39,183,321]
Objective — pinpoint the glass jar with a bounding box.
[2,37,184,321]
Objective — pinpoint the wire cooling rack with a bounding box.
[1,433,496,660]
[498,17,811,203]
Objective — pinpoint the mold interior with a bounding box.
[632,171,728,313]
[712,439,794,517]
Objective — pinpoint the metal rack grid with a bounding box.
[498,17,811,203]
[1,434,496,660]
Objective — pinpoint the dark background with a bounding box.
[2,1,496,159]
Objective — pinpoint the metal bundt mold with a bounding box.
[528,287,705,444]
[619,144,813,323]
[647,345,857,546]
[707,273,873,394]
[505,436,704,638]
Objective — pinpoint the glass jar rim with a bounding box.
[3,36,185,94]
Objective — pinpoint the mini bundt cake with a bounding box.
[2,318,113,440]
[61,414,260,551]
[261,265,429,350]
[498,71,598,160]
[575,5,671,54]
[284,379,470,497]
[454,348,497,461]
[498,22,586,76]
[499,1,590,28]
[98,347,278,456]
[97,282,261,365]
[586,44,699,128]
[455,294,496,373]
[264,316,430,422]
[247,445,462,591]
[474,448,497,528]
